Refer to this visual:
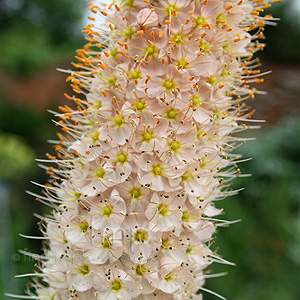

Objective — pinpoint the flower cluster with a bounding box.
[19,0,277,299]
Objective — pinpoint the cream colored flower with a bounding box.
[15,0,278,299]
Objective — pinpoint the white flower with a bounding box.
[84,228,123,264]
[145,192,184,233]
[90,189,126,230]
[95,267,142,300]
[123,214,161,263]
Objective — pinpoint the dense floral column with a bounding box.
[19,0,278,299]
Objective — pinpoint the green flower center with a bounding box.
[161,237,173,250]
[143,132,151,141]
[135,264,147,277]
[114,115,123,126]
[125,0,134,7]
[102,238,110,249]
[110,47,118,58]
[136,101,145,111]
[134,229,148,243]
[176,58,188,68]
[74,192,81,200]
[101,204,112,217]
[170,141,180,151]
[200,160,206,168]
[207,76,217,85]
[94,101,102,109]
[199,40,210,52]
[107,76,116,86]
[147,47,154,55]
[117,153,127,163]
[216,14,226,27]
[191,95,201,106]
[181,172,190,181]
[157,203,169,216]
[186,247,193,254]
[172,34,182,43]
[78,263,90,276]
[111,279,122,292]
[167,109,176,119]
[92,131,99,143]
[79,220,89,232]
[221,67,229,78]
[195,16,206,26]
[163,79,175,91]
[181,210,190,221]
[124,27,134,39]
[129,187,141,199]
[216,14,225,21]
[129,69,140,80]
[223,44,232,53]
[164,273,174,282]
[96,167,106,178]
[152,165,162,176]
[166,4,177,15]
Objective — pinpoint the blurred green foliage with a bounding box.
[205,118,300,300]
[262,0,300,63]
[0,100,57,299]
[0,132,35,181]
[0,0,85,76]
[0,99,55,145]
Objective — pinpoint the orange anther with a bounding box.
[99,63,105,70]
[59,106,67,112]
[64,93,72,100]
[254,78,264,83]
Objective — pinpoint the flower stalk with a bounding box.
[10,0,280,299]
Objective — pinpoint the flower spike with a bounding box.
[12,0,279,299]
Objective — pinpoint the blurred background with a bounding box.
[0,0,299,299]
